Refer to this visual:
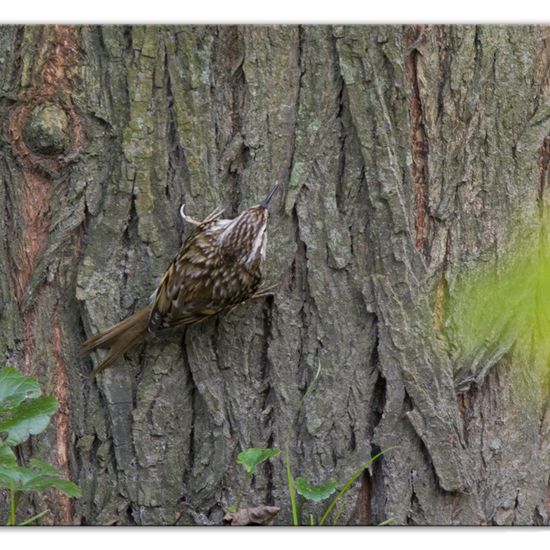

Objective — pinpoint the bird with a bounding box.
[82,183,280,376]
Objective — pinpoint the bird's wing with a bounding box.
[148,221,228,331]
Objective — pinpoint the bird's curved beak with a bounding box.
[260,182,280,209]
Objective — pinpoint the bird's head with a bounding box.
[220,183,280,267]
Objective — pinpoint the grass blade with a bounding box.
[285,441,299,526]
[18,509,50,526]
[319,447,396,526]
[283,360,323,527]
[9,481,16,526]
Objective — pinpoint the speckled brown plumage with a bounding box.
[82,184,279,375]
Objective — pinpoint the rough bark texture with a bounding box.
[0,24,549,525]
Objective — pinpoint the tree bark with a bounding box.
[0,24,549,525]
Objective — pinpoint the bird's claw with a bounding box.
[251,284,278,300]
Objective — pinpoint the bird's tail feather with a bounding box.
[82,306,151,376]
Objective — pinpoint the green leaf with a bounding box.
[0,367,42,413]
[0,465,35,489]
[236,448,280,474]
[29,458,61,475]
[0,367,81,514]
[29,458,80,496]
[0,463,81,498]
[295,477,337,501]
[0,396,58,446]
[0,443,17,467]
[24,475,81,497]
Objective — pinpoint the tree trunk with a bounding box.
[1,24,549,525]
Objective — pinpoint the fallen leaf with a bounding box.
[223,505,280,526]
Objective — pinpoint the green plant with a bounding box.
[234,444,392,526]
[229,447,281,513]
[233,362,395,525]
[0,367,80,525]
[287,446,393,526]
[315,449,392,526]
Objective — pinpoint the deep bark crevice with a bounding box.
[404,25,430,258]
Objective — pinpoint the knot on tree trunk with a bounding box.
[22,102,71,157]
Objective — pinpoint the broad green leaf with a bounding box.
[0,367,81,509]
[0,464,81,497]
[295,477,337,502]
[0,367,42,413]
[24,475,81,497]
[29,458,61,475]
[0,396,58,445]
[0,465,35,489]
[0,443,17,466]
[236,448,280,474]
